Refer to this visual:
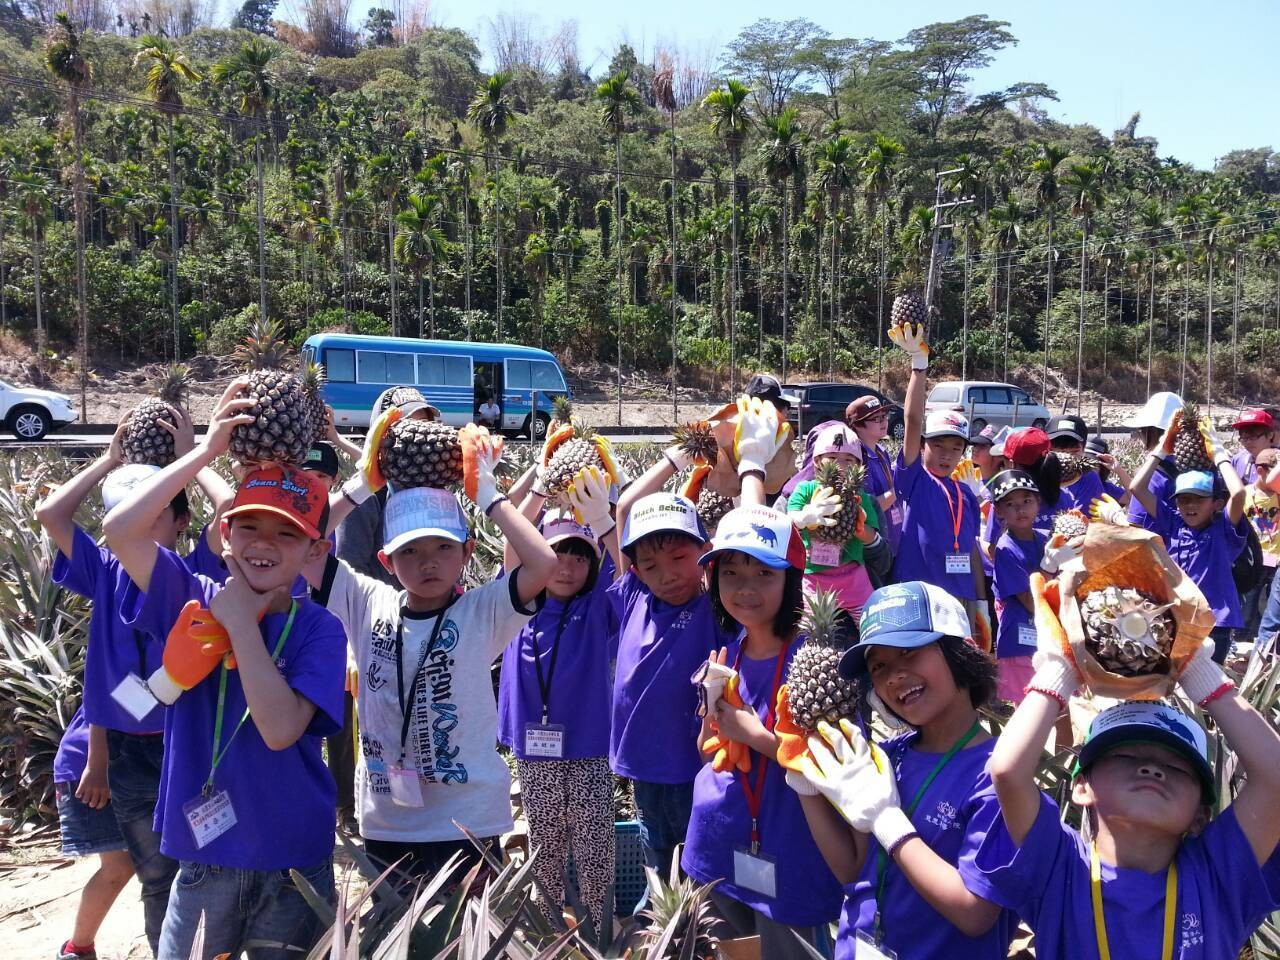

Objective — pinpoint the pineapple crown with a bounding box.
[299,360,326,395]
[799,588,855,650]
[550,394,573,422]
[673,420,719,466]
[235,318,291,371]
[155,364,192,405]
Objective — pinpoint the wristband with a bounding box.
[1178,648,1233,706]
[340,473,372,506]
[738,467,766,481]
[483,495,508,517]
[1024,684,1067,710]
[1027,655,1078,704]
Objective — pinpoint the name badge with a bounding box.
[889,506,903,526]
[111,673,160,722]
[388,766,424,807]
[945,553,971,575]
[809,541,842,567]
[183,790,237,849]
[854,931,899,960]
[732,848,777,898]
[1018,623,1038,649]
[524,723,566,759]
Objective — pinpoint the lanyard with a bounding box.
[731,639,790,854]
[1091,843,1177,960]
[530,602,573,724]
[203,602,296,796]
[395,596,457,765]
[873,720,983,939]
[935,474,966,551]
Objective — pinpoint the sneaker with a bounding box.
[56,942,96,960]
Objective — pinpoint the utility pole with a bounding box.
[925,168,973,355]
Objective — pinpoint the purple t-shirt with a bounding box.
[1142,501,1248,628]
[1233,450,1259,485]
[967,795,1280,960]
[1129,457,1176,525]
[608,570,735,783]
[682,638,843,926]
[862,442,903,554]
[121,546,345,870]
[1102,479,1126,501]
[52,525,165,735]
[54,706,90,784]
[891,454,981,599]
[1058,471,1105,514]
[994,531,1047,659]
[498,558,618,760]
[838,732,1014,960]
[982,499,1054,553]
[187,523,314,598]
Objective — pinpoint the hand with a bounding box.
[854,500,875,544]
[809,720,915,852]
[467,433,501,512]
[695,648,734,716]
[210,554,287,637]
[1090,494,1129,526]
[566,465,614,537]
[966,599,993,655]
[359,405,402,493]
[952,458,985,499]
[205,378,256,458]
[1205,425,1232,466]
[1159,410,1183,457]
[733,395,791,477]
[345,655,360,698]
[785,767,820,797]
[75,762,111,809]
[161,404,196,458]
[1040,532,1084,574]
[324,405,341,443]
[888,322,930,371]
[147,600,237,705]
[792,486,842,530]
[713,693,767,746]
[106,416,129,466]
[1027,572,1081,703]
[1176,637,1232,707]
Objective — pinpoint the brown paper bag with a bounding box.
[704,400,798,498]
[1056,523,1215,700]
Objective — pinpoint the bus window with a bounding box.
[506,360,530,390]
[385,352,415,385]
[357,351,386,384]
[325,348,355,382]
[419,354,472,386]
[531,360,564,391]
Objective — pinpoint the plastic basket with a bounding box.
[564,819,648,917]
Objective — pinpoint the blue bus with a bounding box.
[301,334,571,439]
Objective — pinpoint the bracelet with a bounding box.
[342,490,360,508]
[483,496,508,517]
[1024,684,1067,710]
[887,831,919,856]
[1199,681,1234,707]
[738,468,766,481]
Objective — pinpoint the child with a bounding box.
[1085,435,1132,504]
[103,381,346,960]
[888,323,989,638]
[682,499,842,958]
[980,428,1061,560]
[988,470,1049,703]
[979,613,1280,959]
[1131,413,1247,662]
[1123,391,1184,525]
[846,394,903,555]
[612,397,787,875]
[788,422,885,617]
[313,431,556,884]
[1046,415,1107,512]
[497,471,621,928]
[52,709,135,960]
[1230,407,1275,483]
[36,425,191,955]
[796,581,1014,960]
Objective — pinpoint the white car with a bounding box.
[924,381,1052,433]
[0,378,78,440]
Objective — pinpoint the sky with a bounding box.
[314,0,1279,170]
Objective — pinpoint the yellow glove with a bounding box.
[888,322,930,371]
[1090,494,1129,526]
[733,395,791,476]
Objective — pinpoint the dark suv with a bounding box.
[784,382,905,439]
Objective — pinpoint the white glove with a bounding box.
[566,465,614,538]
[1090,494,1129,527]
[792,486,842,530]
[694,659,736,715]
[1177,638,1233,706]
[1027,573,1080,704]
[734,396,790,477]
[808,720,915,852]
[1206,427,1232,467]
[888,322,930,371]
[952,459,985,499]
[340,471,372,506]
[1040,533,1083,575]
[785,767,820,797]
[664,444,696,474]
[470,438,501,512]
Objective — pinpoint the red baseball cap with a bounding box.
[223,464,330,539]
[1003,427,1051,467]
[1232,409,1275,431]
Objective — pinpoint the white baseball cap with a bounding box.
[1076,700,1214,801]
[1124,392,1183,430]
[541,515,601,557]
[923,409,970,441]
[989,425,1014,457]
[383,487,469,553]
[102,464,162,512]
[620,492,707,553]
[698,505,807,570]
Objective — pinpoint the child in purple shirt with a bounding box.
[847,394,903,556]
[988,470,1049,704]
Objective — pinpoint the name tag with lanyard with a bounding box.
[111,629,162,722]
[935,475,970,575]
[524,604,572,759]
[809,539,842,568]
[184,602,296,849]
[390,597,457,806]
[1091,842,1178,960]
[731,639,789,899]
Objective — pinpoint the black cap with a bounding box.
[1047,414,1088,444]
[302,441,342,479]
[1085,435,1110,455]
[745,374,800,408]
[988,469,1040,503]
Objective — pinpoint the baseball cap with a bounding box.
[302,441,341,479]
[372,385,439,422]
[1003,427,1051,467]
[224,465,331,539]
[383,486,469,553]
[969,423,998,446]
[620,492,707,553]
[1174,470,1214,498]
[813,423,861,459]
[846,394,899,424]
[1232,408,1275,431]
[1047,414,1088,444]
[745,374,801,408]
[1085,436,1110,456]
[541,514,601,557]
[1125,392,1183,430]
[1074,700,1215,802]
[988,469,1040,503]
[102,464,162,512]
[989,425,1013,458]
[840,582,971,679]
[923,410,970,441]
[699,504,806,571]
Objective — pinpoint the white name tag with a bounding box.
[1018,623,1038,649]
[388,766,424,807]
[111,673,160,722]
[732,848,777,898]
[524,723,566,759]
[890,506,903,525]
[183,789,237,849]
[810,541,842,567]
[854,931,898,959]
[945,553,971,575]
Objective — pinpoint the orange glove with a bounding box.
[1159,410,1183,457]
[702,672,752,773]
[146,600,237,705]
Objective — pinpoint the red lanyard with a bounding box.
[934,475,965,552]
[731,639,790,853]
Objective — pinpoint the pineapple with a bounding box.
[121,364,192,466]
[785,588,860,732]
[1079,586,1176,677]
[812,459,866,546]
[681,463,733,532]
[891,273,929,333]
[228,320,325,465]
[541,420,619,499]
[1172,401,1214,474]
[1051,509,1090,542]
[672,420,719,467]
[1052,450,1091,484]
[378,419,463,489]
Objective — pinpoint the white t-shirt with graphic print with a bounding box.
[321,557,538,842]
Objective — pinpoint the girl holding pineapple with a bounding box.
[788,423,887,618]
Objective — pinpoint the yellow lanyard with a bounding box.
[1090,842,1177,960]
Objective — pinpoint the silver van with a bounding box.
[924,381,1051,433]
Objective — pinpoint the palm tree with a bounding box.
[760,107,804,382]
[1137,198,1166,393]
[1029,143,1068,401]
[467,72,516,340]
[596,70,641,424]
[654,66,679,419]
[213,37,277,322]
[816,134,855,375]
[134,35,200,359]
[1060,160,1105,408]
[986,200,1023,380]
[860,133,904,390]
[702,80,751,392]
[12,171,50,368]
[395,193,447,339]
[1253,230,1280,361]
[365,153,401,335]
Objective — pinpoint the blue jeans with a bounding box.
[107,731,178,955]
[632,779,694,878]
[1257,565,1280,654]
[158,857,335,960]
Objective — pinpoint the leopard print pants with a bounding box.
[516,756,615,928]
